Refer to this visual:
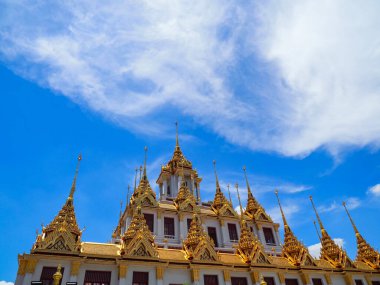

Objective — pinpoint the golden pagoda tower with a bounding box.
[243,166,272,222]
[310,196,352,268]
[33,155,83,254]
[235,184,270,264]
[174,163,198,212]
[121,205,158,258]
[343,202,380,269]
[183,214,219,262]
[211,161,237,217]
[130,147,157,207]
[275,190,314,266]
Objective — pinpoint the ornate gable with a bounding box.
[236,219,271,264]
[33,155,83,254]
[121,206,158,258]
[183,214,219,262]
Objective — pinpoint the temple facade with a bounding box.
[16,130,380,285]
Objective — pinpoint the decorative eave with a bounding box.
[32,155,83,254]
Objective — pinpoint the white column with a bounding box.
[163,180,168,199]
[119,277,127,285]
[157,214,163,242]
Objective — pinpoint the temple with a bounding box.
[16,127,380,285]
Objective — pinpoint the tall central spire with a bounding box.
[309,196,325,231]
[213,160,220,192]
[143,146,148,180]
[175,121,179,149]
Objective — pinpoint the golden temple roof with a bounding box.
[310,196,351,268]
[33,155,83,254]
[343,202,380,269]
[276,190,314,266]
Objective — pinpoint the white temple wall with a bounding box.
[163,268,191,285]
[330,275,346,285]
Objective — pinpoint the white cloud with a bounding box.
[0,281,14,285]
[1,1,380,156]
[308,238,345,259]
[318,197,361,213]
[267,203,300,225]
[368,184,380,197]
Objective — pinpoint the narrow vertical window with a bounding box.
[227,223,238,241]
[207,227,218,247]
[231,277,248,285]
[263,227,276,245]
[204,275,219,285]
[132,272,149,285]
[143,213,154,232]
[164,217,175,237]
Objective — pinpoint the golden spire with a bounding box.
[227,183,232,204]
[343,202,380,268]
[313,221,322,243]
[276,190,310,266]
[309,196,347,268]
[33,155,82,253]
[236,184,269,264]
[68,154,82,203]
[235,183,243,218]
[131,148,157,206]
[121,205,158,257]
[213,160,221,191]
[183,213,218,261]
[134,167,138,191]
[175,121,179,149]
[211,161,234,216]
[242,167,271,221]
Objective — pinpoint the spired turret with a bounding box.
[310,196,354,268]
[174,163,199,212]
[32,155,83,254]
[275,190,315,266]
[211,161,238,218]
[343,202,380,269]
[121,205,158,258]
[183,214,219,262]
[156,122,201,201]
[130,147,158,207]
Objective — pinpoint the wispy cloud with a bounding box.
[1,1,380,156]
[267,203,300,225]
[367,184,380,197]
[317,197,361,213]
[308,238,345,259]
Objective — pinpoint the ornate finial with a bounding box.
[134,168,138,191]
[119,201,123,219]
[309,196,324,230]
[242,166,252,196]
[69,154,82,200]
[175,121,179,148]
[143,146,148,179]
[227,183,232,204]
[235,183,243,218]
[275,190,288,227]
[53,265,62,285]
[342,202,359,234]
[126,185,130,205]
[139,165,143,181]
[213,160,221,191]
[313,221,322,243]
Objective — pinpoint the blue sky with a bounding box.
[1,0,380,283]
